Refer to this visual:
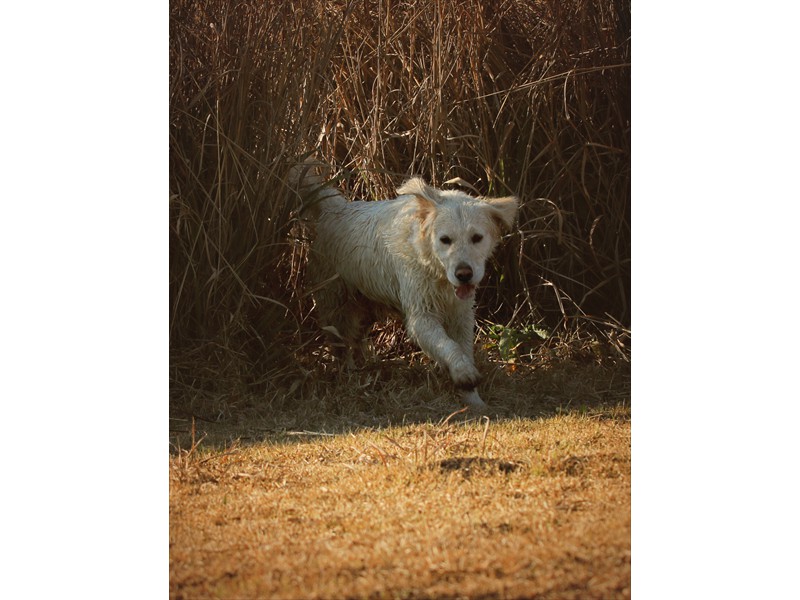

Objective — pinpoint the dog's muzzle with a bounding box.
[454,264,475,300]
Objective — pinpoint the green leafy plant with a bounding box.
[485,323,551,363]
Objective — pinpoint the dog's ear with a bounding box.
[399,177,439,223]
[398,177,438,202]
[413,194,436,222]
[484,196,519,232]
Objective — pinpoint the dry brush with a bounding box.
[169,0,630,400]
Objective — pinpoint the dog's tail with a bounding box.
[288,158,346,218]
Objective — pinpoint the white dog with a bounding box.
[292,162,518,409]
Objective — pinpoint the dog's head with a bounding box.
[399,178,518,300]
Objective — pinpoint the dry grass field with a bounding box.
[170,361,630,599]
[169,0,631,596]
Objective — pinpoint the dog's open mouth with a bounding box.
[455,284,475,300]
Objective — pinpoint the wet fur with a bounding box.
[292,162,518,409]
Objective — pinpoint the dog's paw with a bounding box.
[461,388,488,411]
[449,360,483,389]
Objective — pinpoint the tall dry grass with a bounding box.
[169,0,630,399]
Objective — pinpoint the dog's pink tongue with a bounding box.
[455,284,475,300]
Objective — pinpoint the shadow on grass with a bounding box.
[169,358,630,453]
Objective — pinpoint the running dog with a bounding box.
[292,161,518,409]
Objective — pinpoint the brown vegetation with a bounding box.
[169,0,630,400]
[170,363,630,599]
[169,0,631,596]
[170,361,630,598]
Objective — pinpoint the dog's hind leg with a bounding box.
[336,295,372,369]
[313,279,371,369]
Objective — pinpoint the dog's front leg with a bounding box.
[405,313,487,409]
[447,313,487,410]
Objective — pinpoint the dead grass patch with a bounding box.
[170,362,629,599]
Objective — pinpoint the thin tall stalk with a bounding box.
[169,0,630,396]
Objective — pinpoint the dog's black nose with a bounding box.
[455,265,473,283]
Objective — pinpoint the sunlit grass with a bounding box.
[171,390,630,599]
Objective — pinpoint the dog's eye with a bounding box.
[471,234,483,244]
[439,236,452,245]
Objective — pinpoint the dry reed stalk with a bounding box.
[169,0,630,404]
